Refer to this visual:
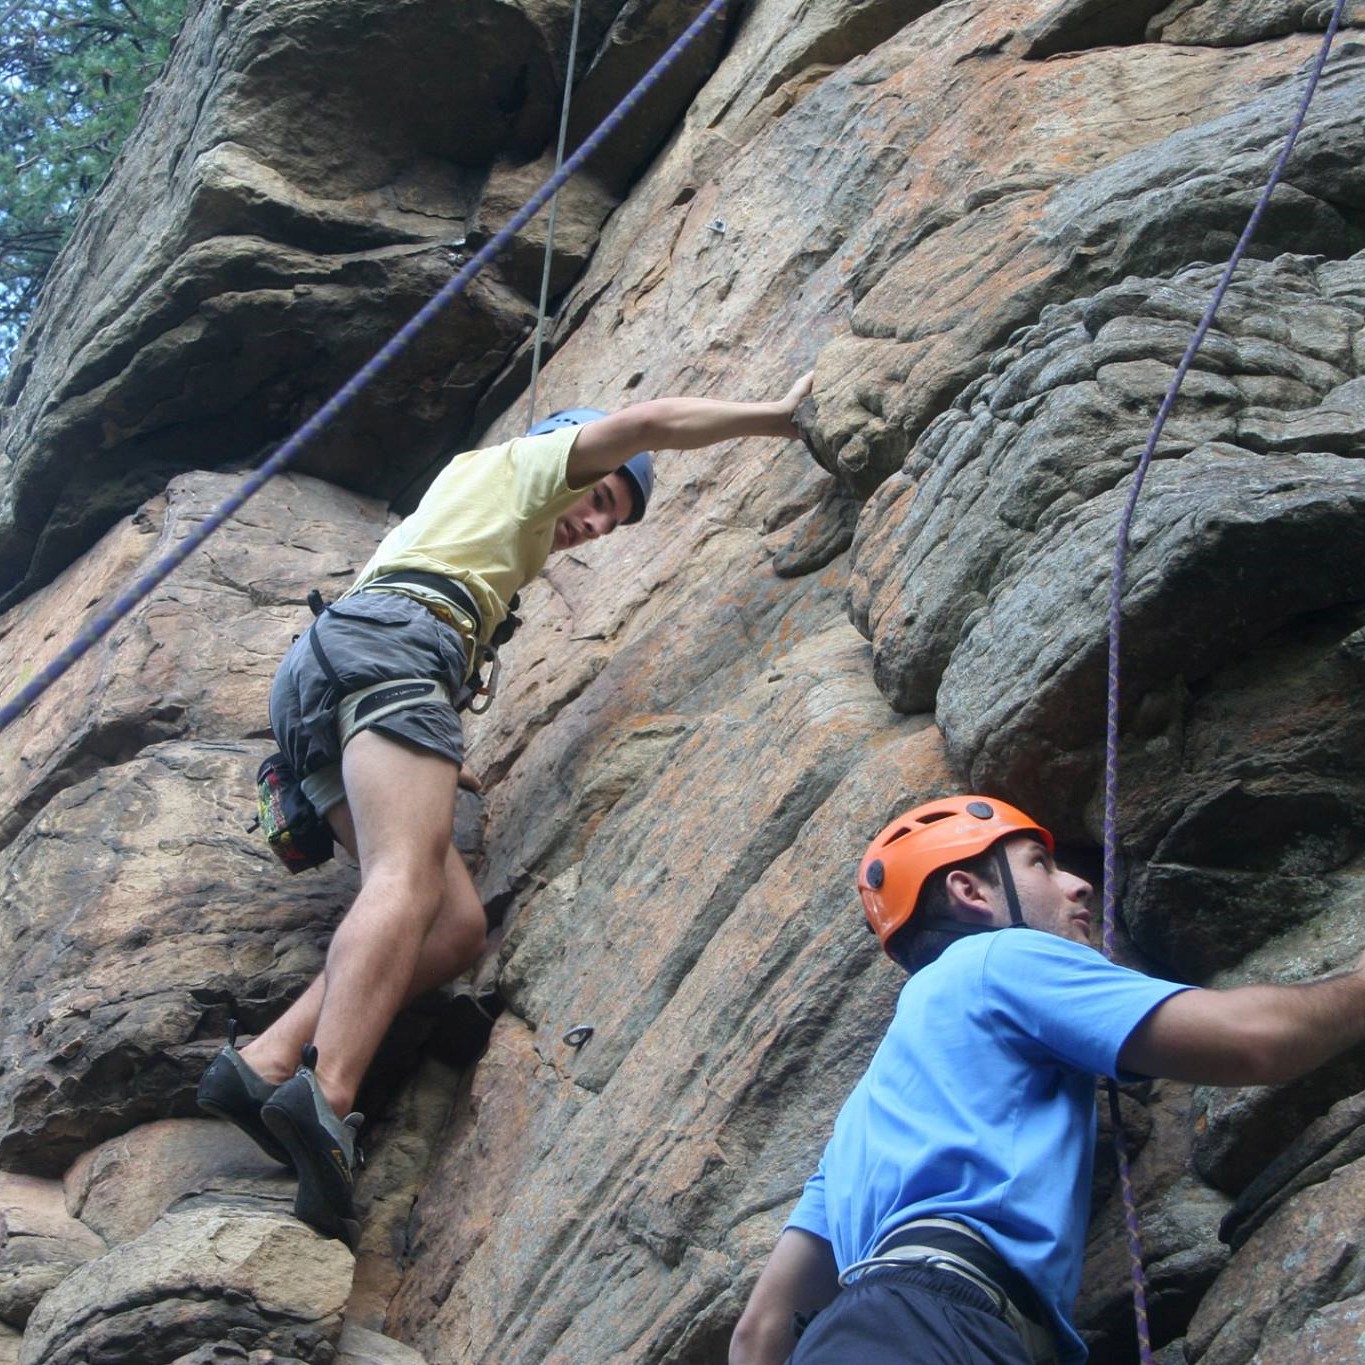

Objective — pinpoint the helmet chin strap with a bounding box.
[994,844,1028,928]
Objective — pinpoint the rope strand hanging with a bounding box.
[1098,4,1350,1359]
[526,0,586,429]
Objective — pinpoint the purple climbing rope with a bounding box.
[0,0,729,737]
[1100,4,1349,1360]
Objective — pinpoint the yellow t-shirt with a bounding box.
[350,426,589,646]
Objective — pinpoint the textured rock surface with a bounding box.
[0,470,394,850]
[1,0,1364,1361]
[1080,1082,1232,1355]
[0,1175,105,1329]
[389,719,947,1362]
[848,252,1365,989]
[336,1323,428,1365]
[64,1119,292,1247]
[0,738,352,1176]
[18,1209,353,1365]
[1184,1154,1365,1364]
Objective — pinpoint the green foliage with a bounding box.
[1,0,188,368]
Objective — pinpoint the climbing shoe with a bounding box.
[260,1045,363,1250]
[196,1020,292,1167]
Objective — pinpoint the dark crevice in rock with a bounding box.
[1020,0,1175,59]
[769,479,861,578]
[31,1291,340,1365]
[1193,1048,1365,1196]
[1219,1088,1365,1251]
[741,0,946,115]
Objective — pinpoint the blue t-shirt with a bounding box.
[786,929,1188,1363]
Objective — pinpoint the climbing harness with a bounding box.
[304,575,520,735]
[1099,5,1352,1360]
[0,0,730,738]
[249,574,510,868]
[354,567,521,709]
[525,0,586,429]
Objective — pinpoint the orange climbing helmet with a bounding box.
[858,795,1054,951]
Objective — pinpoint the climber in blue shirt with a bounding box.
[729,795,1365,1365]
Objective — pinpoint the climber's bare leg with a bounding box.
[240,732,487,1110]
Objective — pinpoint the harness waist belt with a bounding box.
[874,1220,1044,1324]
[840,1219,1058,1364]
[360,570,483,639]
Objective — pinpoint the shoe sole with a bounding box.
[197,1060,293,1167]
[260,1092,360,1250]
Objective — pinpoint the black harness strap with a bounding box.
[306,615,346,698]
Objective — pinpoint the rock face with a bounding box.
[19,1209,353,1364]
[1,0,1364,1362]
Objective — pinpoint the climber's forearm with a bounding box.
[566,372,812,484]
[1119,968,1365,1085]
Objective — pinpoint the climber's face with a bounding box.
[996,837,1095,944]
[552,471,631,551]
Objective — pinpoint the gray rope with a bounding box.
[526,0,586,428]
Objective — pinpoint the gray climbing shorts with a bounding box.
[269,591,469,817]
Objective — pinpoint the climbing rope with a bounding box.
[0,0,728,738]
[1099,4,1350,1359]
[525,0,586,429]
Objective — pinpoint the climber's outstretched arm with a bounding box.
[1119,959,1365,1086]
[566,371,813,486]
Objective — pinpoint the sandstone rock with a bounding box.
[1217,1087,1365,1252]
[562,0,732,201]
[18,1208,353,1365]
[167,1348,307,1365]
[0,741,353,1176]
[1118,599,1365,978]
[1080,1083,1231,1354]
[336,1323,427,1365]
[346,1060,466,1334]
[0,1174,105,1329]
[1148,0,1365,46]
[0,0,731,610]
[64,1119,292,1248]
[769,475,862,579]
[468,546,854,908]
[2,0,1364,1359]
[388,713,949,1360]
[807,26,1363,493]
[0,470,393,852]
[1022,0,1172,59]
[845,254,1365,993]
[850,251,1365,714]
[1184,1154,1365,1363]
[469,159,620,305]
